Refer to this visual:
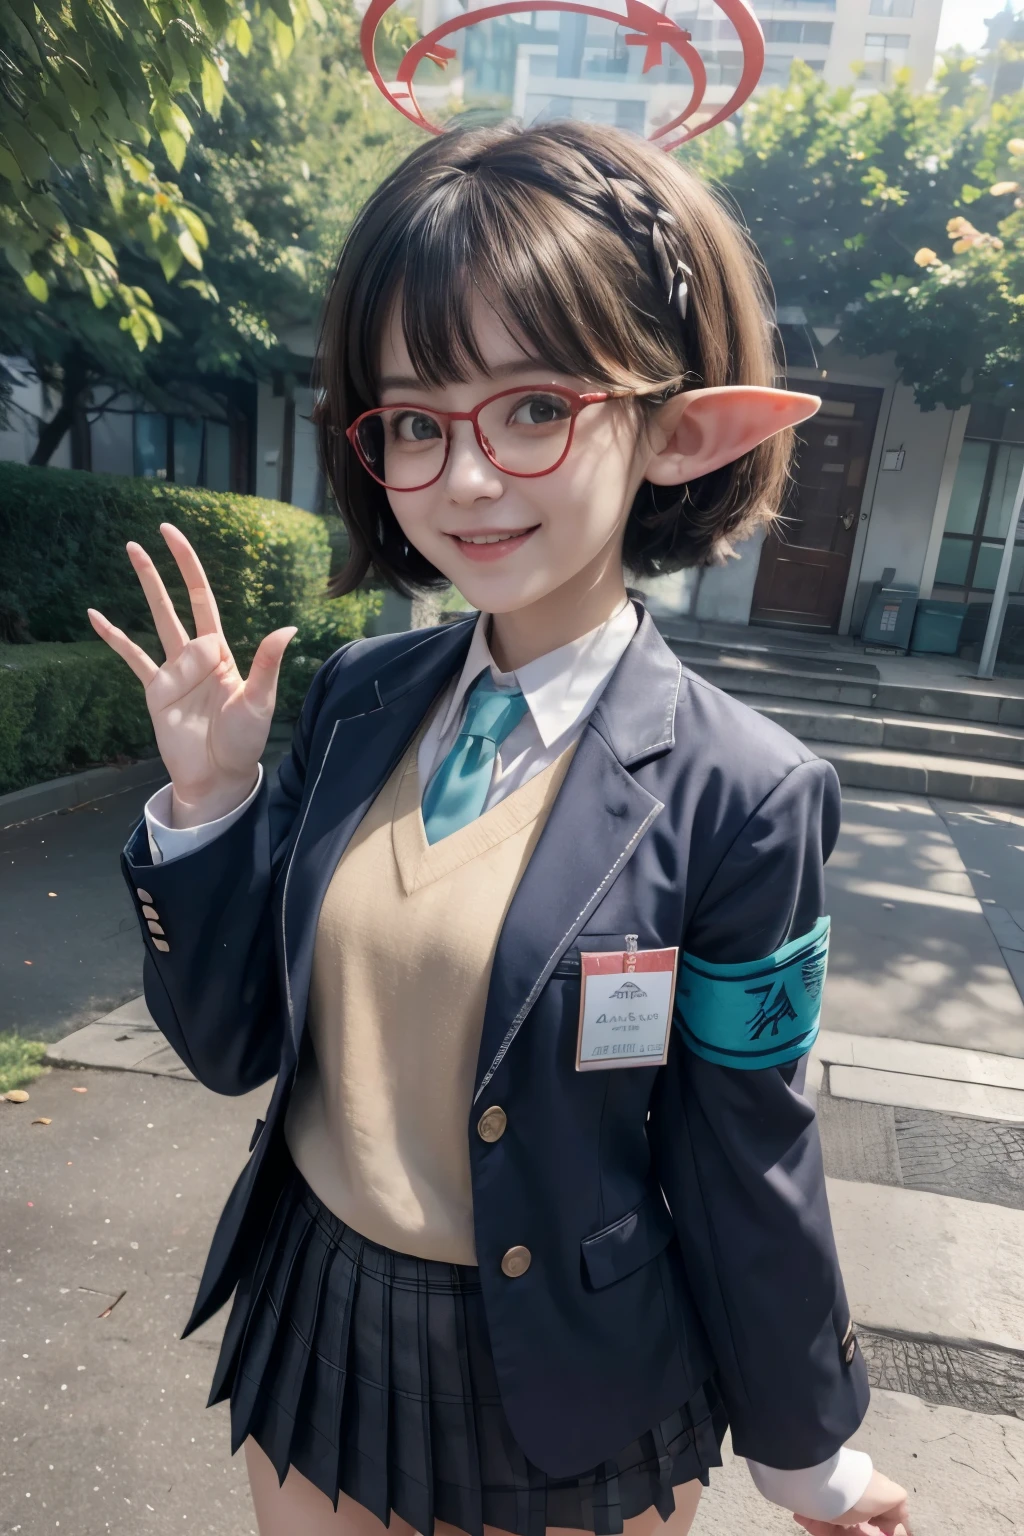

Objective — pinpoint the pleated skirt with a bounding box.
[217,1163,727,1536]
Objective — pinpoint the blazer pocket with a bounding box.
[581,1190,675,1290]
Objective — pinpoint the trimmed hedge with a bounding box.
[0,462,369,646]
[0,641,154,794]
[0,466,381,793]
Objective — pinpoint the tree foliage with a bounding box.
[0,0,313,344]
[0,0,418,460]
[863,114,1024,409]
[681,61,1024,409]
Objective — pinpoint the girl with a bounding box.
[89,120,911,1536]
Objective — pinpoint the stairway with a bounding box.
[658,628,1024,806]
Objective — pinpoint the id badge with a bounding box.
[575,936,679,1071]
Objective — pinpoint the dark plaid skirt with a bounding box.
[216,1163,727,1536]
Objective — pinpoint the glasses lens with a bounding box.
[355,408,447,488]
[477,391,574,475]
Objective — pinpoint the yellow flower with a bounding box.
[990,181,1020,196]
[914,247,939,266]
[1008,138,1024,158]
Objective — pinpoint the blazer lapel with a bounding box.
[280,619,474,1043]
[473,608,682,1101]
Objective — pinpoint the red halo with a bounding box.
[360,0,764,151]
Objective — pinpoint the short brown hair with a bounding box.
[315,119,789,597]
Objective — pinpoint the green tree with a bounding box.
[1,0,417,463]
[856,115,1024,409]
[0,0,311,350]
[681,62,1024,408]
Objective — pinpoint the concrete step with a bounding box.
[665,632,883,680]
[733,693,1024,765]
[672,647,1024,728]
[815,739,1024,806]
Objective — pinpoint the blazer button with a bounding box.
[477,1106,507,1143]
[501,1245,531,1278]
[136,888,154,903]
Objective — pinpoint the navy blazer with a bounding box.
[121,604,869,1477]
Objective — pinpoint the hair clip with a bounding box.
[651,218,693,322]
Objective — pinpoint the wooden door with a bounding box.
[751,416,870,630]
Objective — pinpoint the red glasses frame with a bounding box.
[346,383,627,492]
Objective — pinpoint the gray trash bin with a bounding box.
[860,567,919,653]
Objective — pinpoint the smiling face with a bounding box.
[377,293,649,624]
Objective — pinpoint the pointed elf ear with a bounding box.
[643,386,820,487]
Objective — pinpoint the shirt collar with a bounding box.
[438,600,639,750]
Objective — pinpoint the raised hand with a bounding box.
[88,522,297,828]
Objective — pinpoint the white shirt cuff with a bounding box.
[746,1447,874,1520]
[144,764,264,865]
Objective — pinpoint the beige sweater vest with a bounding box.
[284,730,575,1265]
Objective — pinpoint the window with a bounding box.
[752,0,836,10]
[862,31,911,82]
[762,19,832,42]
[760,52,796,83]
[935,438,1024,598]
[869,0,914,15]
[132,414,233,490]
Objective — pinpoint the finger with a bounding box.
[125,542,191,661]
[160,522,226,642]
[243,627,298,716]
[87,608,159,688]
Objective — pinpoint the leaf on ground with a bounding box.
[72,1085,88,1093]
[4,1089,30,1102]
[31,1117,52,1125]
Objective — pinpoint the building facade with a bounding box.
[411,0,944,138]
[6,326,1024,666]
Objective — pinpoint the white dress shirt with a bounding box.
[141,602,873,1522]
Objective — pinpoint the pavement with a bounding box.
[0,1065,269,1536]
[0,733,290,1043]
[0,777,171,1043]
[824,790,1024,1055]
[5,755,1024,1533]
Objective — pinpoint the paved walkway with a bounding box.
[0,737,289,1043]
[825,790,1024,1054]
[5,747,1024,1533]
[6,1024,1024,1534]
[0,1066,268,1536]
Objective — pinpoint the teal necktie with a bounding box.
[422,675,530,845]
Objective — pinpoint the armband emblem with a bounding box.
[675,916,830,1070]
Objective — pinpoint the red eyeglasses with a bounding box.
[346,384,631,492]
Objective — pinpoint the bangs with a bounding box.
[348,165,678,404]
[318,119,789,598]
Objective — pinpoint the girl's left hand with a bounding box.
[793,1468,910,1536]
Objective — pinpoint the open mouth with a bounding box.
[446,527,540,561]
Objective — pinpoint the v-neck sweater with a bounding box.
[283,728,577,1266]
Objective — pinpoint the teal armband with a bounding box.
[675,916,830,1070]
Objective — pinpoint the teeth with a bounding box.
[458,532,524,545]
